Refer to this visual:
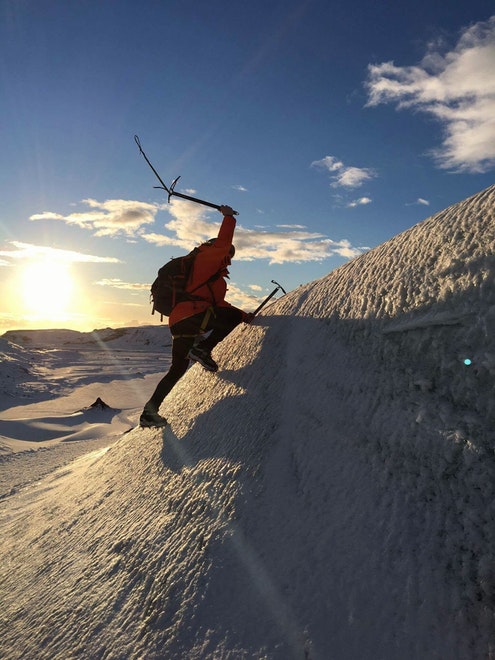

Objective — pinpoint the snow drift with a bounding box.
[1,185,494,659]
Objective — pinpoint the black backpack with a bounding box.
[150,248,221,320]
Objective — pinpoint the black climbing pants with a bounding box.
[145,306,244,412]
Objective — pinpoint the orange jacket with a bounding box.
[168,214,241,326]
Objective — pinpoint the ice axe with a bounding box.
[251,280,287,318]
[134,135,238,215]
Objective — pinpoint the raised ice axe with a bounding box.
[134,135,238,215]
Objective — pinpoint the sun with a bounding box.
[21,260,74,319]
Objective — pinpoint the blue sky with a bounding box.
[1,0,494,331]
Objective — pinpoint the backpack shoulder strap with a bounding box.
[188,269,223,295]
[186,246,223,296]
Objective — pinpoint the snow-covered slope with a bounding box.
[0,337,47,405]
[0,337,33,385]
[0,325,171,404]
[1,185,494,659]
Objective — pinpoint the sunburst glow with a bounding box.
[21,260,74,318]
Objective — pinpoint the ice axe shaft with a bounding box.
[134,135,238,214]
[165,175,229,213]
[252,280,287,317]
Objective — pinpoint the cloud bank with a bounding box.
[366,16,495,173]
[142,199,364,264]
[30,199,158,237]
[32,197,366,265]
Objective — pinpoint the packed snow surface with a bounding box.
[1,185,494,658]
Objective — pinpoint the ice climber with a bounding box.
[140,205,253,428]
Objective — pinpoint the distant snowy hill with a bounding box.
[1,185,494,659]
[2,324,170,350]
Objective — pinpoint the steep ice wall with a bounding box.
[267,183,495,646]
[272,184,494,448]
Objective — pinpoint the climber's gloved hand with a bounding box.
[219,205,237,216]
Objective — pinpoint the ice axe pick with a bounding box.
[251,280,287,318]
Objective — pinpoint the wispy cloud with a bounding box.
[30,199,159,237]
[0,241,122,264]
[365,16,495,173]
[347,197,372,208]
[96,276,265,311]
[142,198,221,251]
[223,282,262,310]
[232,184,248,192]
[94,278,149,290]
[405,197,430,207]
[311,156,377,188]
[142,199,365,264]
